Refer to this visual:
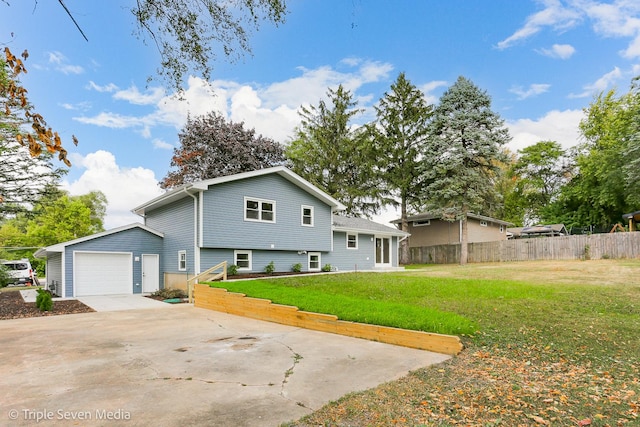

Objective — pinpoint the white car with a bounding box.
[2,259,38,287]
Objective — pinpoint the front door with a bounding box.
[375,237,391,267]
[142,254,160,293]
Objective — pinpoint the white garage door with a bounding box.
[74,252,132,296]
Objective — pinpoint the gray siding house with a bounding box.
[36,167,407,297]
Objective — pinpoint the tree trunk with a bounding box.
[460,216,468,265]
[400,199,410,265]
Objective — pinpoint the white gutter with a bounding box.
[184,188,200,275]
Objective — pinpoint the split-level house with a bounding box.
[35,167,408,297]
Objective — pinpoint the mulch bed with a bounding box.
[0,290,95,320]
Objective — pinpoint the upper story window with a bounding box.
[500,225,504,233]
[413,219,430,226]
[244,197,275,223]
[480,220,488,227]
[301,205,314,227]
[347,233,358,249]
[178,250,187,271]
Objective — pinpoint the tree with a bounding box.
[370,72,433,263]
[549,83,639,229]
[1,48,76,166]
[422,76,510,265]
[6,1,287,93]
[511,141,567,225]
[286,85,381,217]
[161,111,286,188]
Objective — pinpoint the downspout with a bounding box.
[184,187,200,275]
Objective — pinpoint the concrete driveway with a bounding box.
[0,304,450,426]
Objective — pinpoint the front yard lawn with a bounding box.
[209,260,640,426]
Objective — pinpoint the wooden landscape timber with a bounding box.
[193,284,464,355]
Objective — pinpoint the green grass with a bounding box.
[207,261,640,426]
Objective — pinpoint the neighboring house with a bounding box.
[507,224,568,239]
[393,212,512,248]
[35,167,407,297]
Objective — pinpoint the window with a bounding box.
[308,252,321,271]
[301,205,314,227]
[346,233,358,249]
[234,250,252,271]
[244,197,275,223]
[500,225,504,233]
[178,250,187,271]
[480,220,488,227]
[413,219,431,226]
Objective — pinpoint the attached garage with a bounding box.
[34,224,164,298]
[74,252,133,296]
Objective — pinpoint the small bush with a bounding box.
[151,288,187,299]
[291,263,302,273]
[321,263,332,272]
[36,288,53,311]
[228,264,238,276]
[264,261,275,274]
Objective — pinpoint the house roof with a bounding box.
[34,223,164,257]
[132,166,347,217]
[623,210,640,221]
[392,212,513,226]
[332,215,409,237]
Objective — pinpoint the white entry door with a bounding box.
[142,254,160,293]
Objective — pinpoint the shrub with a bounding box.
[228,264,238,276]
[151,288,187,299]
[264,261,275,274]
[36,288,53,311]
[321,263,332,272]
[291,263,302,273]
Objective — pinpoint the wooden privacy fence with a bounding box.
[410,232,640,264]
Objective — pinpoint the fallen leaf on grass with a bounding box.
[528,414,549,425]
[577,419,591,426]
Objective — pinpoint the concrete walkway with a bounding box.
[1,304,450,426]
[20,290,172,311]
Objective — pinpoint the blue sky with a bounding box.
[2,0,640,228]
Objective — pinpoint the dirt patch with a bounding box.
[0,290,94,320]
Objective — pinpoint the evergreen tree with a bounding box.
[371,72,433,263]
[422,76,510,264]
[286,85,380,217]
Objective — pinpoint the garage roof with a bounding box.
[34,223,164,258]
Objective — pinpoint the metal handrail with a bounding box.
[187,260,227,303]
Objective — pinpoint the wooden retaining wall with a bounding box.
[194,284,463,355]
[410,232,640,264]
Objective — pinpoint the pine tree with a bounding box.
[371,72,433,263]
[423,76,510,264]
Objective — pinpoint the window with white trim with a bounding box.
[480,220,488,227]
[346,233,358,249]
[178,250,187,271]
[499,225,504,233]
[244,197,275,223]
[234,250,252,271]
[308,252,321,271]
[413,219,431,226]
[301,205,314,227]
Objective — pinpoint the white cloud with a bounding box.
[537,43,576,59]
[419,80,448,104]
[62,151,164,229]
[498,1,640,61]
[509,83,551,100]
[47,51,84,75]
[75,59,394,145]
[87,81,118,93]
[569,66,623,98]
[506,109,584,153]
[152,139,174,150]
[497,0,582,49]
